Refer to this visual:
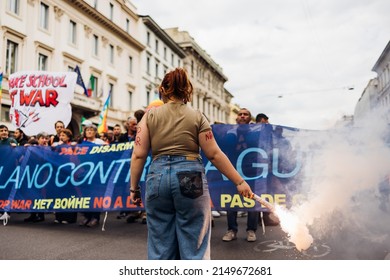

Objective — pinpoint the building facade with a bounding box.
[1,0,146,134]
[137,15,186,109]
[354,41,390,126]
[165,27,230,124]
[0,0,234,136]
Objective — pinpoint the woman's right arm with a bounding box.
[199,129,252,197]
[130,116,150,204]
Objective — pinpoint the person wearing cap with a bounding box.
[78,124,106,227]
[82,119,93,126]
[76,119,94,144]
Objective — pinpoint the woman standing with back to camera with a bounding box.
[130,68,253,260]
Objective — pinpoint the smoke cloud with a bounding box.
[282,110,390,259]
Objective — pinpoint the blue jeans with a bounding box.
[145,155,211,260]
[226,210,258,233]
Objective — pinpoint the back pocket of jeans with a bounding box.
[177,171,203,199]
[146,173,162,201]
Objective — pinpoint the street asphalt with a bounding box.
[0,211,388,260]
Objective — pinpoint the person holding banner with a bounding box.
[0,125,17,146]
[13,128,29,146]
[130,68,253,260]
[0,125,17,223]
[53,128,78,224]
[78,124,106,227]
[24,132,50,223]
[49,120,65,146]
[222,108,260,242]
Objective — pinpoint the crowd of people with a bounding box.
[1,67,287,259]
[0,111,148,226]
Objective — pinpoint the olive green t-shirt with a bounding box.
[146,102,211,159]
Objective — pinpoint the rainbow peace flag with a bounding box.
[97,91,111,134]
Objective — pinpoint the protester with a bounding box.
[49,120,65,146]
[222,108,260,242]
[53,128,78,224]
[13,128,29,146]
[24,132,49,223]
[78,124,106,227]
[134,109,146,123]
[0,125,17,223]
[256,114,280,227]
[111,124,122,143]
[118,116,137,143]
[116,115,146,223]
[0,125,17,146]
[130,68,253,260]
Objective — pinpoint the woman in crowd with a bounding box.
[78,124,106,227]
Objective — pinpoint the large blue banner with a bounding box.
[0,124,305,212]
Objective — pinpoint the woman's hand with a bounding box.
[236,181,253,198]
[130,187,142,206]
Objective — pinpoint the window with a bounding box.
[171,54,174,66]
[109,44,114,64]
[126,19,130,33]
[6,40,18,74]
[7,0,19,15]
[109,83,114,107]
[177,59,181,67]
[1,106,11,122]
[67,65,74,72]
[109,3,114,20]
[155,63,159,78]
[93,35,99,56]
[146,32,150,46]
[146,90,150,105]
[40,2,49,30]
[163,66,168,75]
[38,53,48,71]
[128,56,133,74]
[155,39,159,53]
[146,56,150,74]
[69,20,77,45]
[93,0,98,9]
[163,47,167,60]
[128,91,133,111]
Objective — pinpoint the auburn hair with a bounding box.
[158,68,193,103]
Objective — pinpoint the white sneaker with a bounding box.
[212,211,221,218]
[219,211,227,216]
[222,230,237,241]
[0,212,10,225]
[246,230,256,242]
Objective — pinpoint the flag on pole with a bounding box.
[74,66,88,97]
[97,92,111,134]
[87,75,95,97]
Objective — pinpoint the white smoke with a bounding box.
[281,110,390,258]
